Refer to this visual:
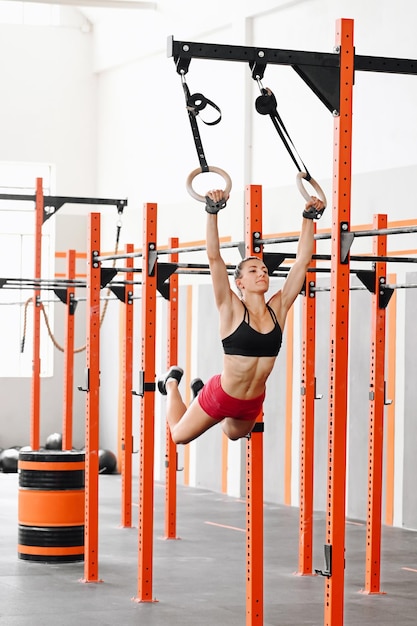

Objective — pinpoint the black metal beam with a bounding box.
[169,36,417,76]
[168,36,340,70]
[169,36,417,115]
[0,193,128,223]
[355,55,417,74]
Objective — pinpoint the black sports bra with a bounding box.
[222,303,282,357]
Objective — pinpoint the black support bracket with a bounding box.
[262,252,287,276]
[156,262,178,301]
[340,223,354,264]
[132,371,156,397]
[315,544,333,578]
[77,368,90,393]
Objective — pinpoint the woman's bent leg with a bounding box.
[166,380,221,444]
[221,417,257,441]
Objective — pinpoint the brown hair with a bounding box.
[233,256,263,297]
[233,256,262,281]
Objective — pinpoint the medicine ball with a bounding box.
[45,432,63,450]
[98,449,117,474]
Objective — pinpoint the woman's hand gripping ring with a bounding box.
[296,172,327,220]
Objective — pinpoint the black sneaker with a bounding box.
[190,378,204,400]
[157,366,184,395]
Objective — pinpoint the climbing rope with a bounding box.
[20,214,123,354]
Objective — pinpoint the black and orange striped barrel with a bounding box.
[18,450,85,563]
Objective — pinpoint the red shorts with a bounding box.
[197,374,265,422]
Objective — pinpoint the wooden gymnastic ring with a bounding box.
[296,172,327,208]
[186,167,232,203]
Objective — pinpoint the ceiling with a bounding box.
[74,0,156,23]
[7,0,158,23]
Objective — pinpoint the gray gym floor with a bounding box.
[1,472,417,626]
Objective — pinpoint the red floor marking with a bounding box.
[205,521,245,533]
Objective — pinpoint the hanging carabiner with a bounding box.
[255,75,264,93]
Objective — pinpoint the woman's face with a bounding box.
[236,258,269,295]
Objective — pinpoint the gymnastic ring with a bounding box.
[296,172,327,208]
[186,166,233,203]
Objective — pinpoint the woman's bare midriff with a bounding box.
[221,353,277,399]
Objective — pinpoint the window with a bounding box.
[0,1,60,26]
[0,162,56,377]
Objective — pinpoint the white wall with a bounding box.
[0,12,97,450]
[0,17,97,197]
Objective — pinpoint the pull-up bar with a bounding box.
[96,239,242,262]
[0,192,127,223]
[168,36,417,115]
[259,222,417,246]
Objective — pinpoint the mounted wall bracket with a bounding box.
[340,223,354,263]
[263,252,287,275]
[53,289,78,314]
[77,367,90,392]
[156,262,178,300]
[132,370,156,397]
[356,269,376,293]
[100,267,118,288]
[315,544,333,578]
[355,270,394,309]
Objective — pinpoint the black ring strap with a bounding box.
[255,87,311,181]
[181,77,222,173]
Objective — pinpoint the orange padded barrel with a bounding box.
[18,450,85,563]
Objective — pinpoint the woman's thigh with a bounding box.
[221,417,257,441]
[172,399,221,445]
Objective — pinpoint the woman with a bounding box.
[158,189,325,444]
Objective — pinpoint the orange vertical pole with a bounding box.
[363,214,387,594]
[83,212,101,583]
[165,237,179,539]
[298,223,317,575]
[323,18,354,626]
[30,178,43,451]
[62,249,76,451]
[121,243,134,528]
[245,184,263,626]
[385,273,396,526]
[135,203,157,602]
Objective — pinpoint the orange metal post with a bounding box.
[83,212,101,583]
[30,178,43,451]
[323,18,354,626]
[136,203,158,602]
[165,237,179,539]
[62,249,76,451]
[298,223,317,575]
[121,243,134,528]
[363,214,388,594]
[245,184,263,625]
